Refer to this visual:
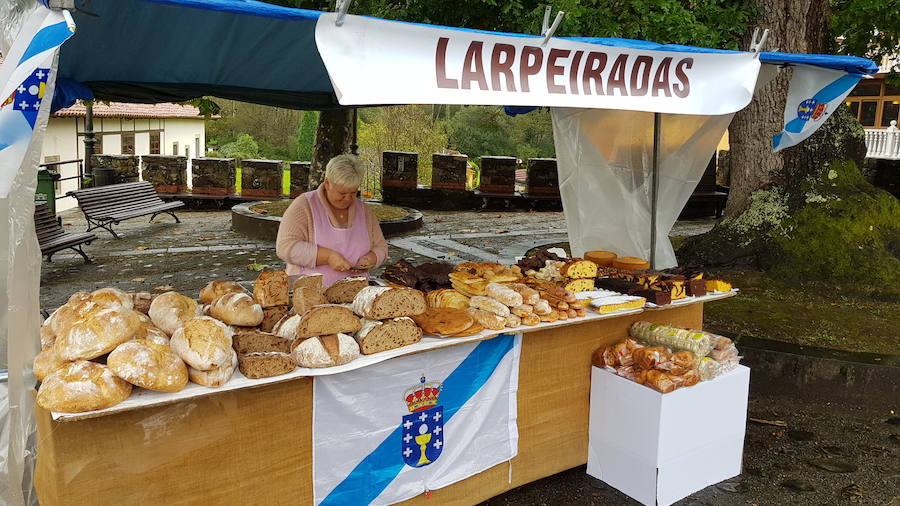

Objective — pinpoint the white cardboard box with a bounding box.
[587,365,750,506]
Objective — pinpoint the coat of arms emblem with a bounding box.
[401,376,443,468]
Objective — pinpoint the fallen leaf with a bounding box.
[149,220,159,224]
[154,285,175,291]
[171,231,184,235]
[131,277,146,282]
[135,246,149,251]
[197,236,218,241]
[446,251,457,256]
[433,217,443,223]
[494,229,510,234]
[247,263,270,272]
[749,418,787,427]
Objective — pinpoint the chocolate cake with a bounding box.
[686,279,707,297]
[382,260,452,291]
[595,277,644,295]
[516,249,563,272]
[634,289,672,306]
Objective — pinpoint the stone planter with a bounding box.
[92,154,139,183]
[479,156,517,194]
[192,157,236,195]
[141,155,187,193]
[240,159,283,199]
[525,158,560,196]
[289,161,310,197]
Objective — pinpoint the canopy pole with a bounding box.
[350,108,359,155]
[650,112,661,269]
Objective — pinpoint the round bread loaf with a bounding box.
[209,292,264,327]
[91,287,134,310]
[133,313,170,345]
[108,339,189,392]
[55,306,142,361]
[170,316,234,371]
[295,305,362,338]
[149,291,198,335]
[272,314,301,339]
[354,317,422,355]
[411,308,474,336]
[291,333,360,368]
[40,323,56,350]
[36,361,132,413]
[189,348,237,387]
[49,296,99,335]
[130,292,155,314]
[33,346,71,382]
[350,286,427,319]
[199,280,246,304]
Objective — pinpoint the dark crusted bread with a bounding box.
[324,277,369,304]
[295,304,362,338]
[237,352,297,379]
[355,317,423,355]
[260,305,290,333]
[232,331,293,354]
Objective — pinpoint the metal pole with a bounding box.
[83,101,96,186]
[350,108,359,156]
[650,113,661,269]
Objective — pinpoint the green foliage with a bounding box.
[445,106,555,161]
[206,98,302,160]
[296,110,318,161]
[220,133,260,163]
[205,150,225,158]
[179,97,221,117]
[833,0,900,80]
[358,105,449,187]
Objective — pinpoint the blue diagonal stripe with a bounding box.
[320,334,517,506]
[18,21,71,65]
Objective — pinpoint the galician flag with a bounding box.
[0,5,74,197]
[772,64,861,152]
[313,334,522,505]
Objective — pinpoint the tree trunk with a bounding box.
[724,0,835,217]
[309,109,354,189]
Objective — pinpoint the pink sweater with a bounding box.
[275,186,388,275]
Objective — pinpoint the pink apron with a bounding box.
[296,192,371,288]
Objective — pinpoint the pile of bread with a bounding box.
[34,272,432,414]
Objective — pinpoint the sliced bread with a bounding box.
[232,331,293,354]
[295,304,362,338]
[355,317,423,355]
[351,286,427,319]
[324,276,369,304]
[237,352,297,379]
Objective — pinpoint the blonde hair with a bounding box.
[324,154,365,188]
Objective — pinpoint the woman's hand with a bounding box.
[327,251,352,272]
[354,251,377,270]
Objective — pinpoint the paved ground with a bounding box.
[39,208,899,505]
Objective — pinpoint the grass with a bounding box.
[250,200,409,221]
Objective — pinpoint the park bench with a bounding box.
[35,203,96,263]
[68,181,184,238]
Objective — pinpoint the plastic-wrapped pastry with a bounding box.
[629,321,715,357]
[644,370,676,393]
[709,345,739,361]
[613,341,633,367]
[697,357,721,381]
[632,347,670,370]
[666,350,698,376]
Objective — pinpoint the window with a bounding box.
[859,101,878,126]
[184,145,190,159]
[849,81,881,97]
[172,142,179,155]
[195,136,201,159]
[848,101,860,119]
[885,82,900,96]
[150,131,160,154]
[121,132,135,155]
[881,100,900,127]
[95,135,103,154]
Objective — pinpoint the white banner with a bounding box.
[772,65,861,151]
[315,13,760,115]
[313,333,522,505]
[0,7,73,197]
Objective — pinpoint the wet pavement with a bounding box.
[39,208,899,505]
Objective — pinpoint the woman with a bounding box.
[276,154,388,287]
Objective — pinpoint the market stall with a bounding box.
[0,1,879,505]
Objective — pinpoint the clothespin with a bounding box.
[748,27,770,56]
[335,0,352,27]
[541,9,565,46]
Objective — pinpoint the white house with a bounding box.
[42,101,208,211]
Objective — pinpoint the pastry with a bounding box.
[612,257,650,271]
[563,278,595,293]
[449,321,485,337]
[351,286,427,319]
[538,309,559,323]
[354,317,423,355]
[584,250,617,267]
[170,316,234,371]
[294,304,362,338]
[260,305,290,333]
[465,308,507,330]
[560,259,598,279]
[521,314,540,326]
[209,292,264,327]
[292,333,360,368]
[293,286,328,315]
[253,270,290,308]
[324,276,369,304]
[506,283,540,305]
[706,279,732,292]
[590,295,646,313]
[232,331,294,354]
[485,283,523,307]
[425,289,470,310]
[55,306,142,361]
[199,280,246,304]
[189,349,237,387]
[237,352,297,379]
[36,361,132,413]
[411,308,475,336]
[633,289,671,306]
[510,304,534,318]
[504,313,522,328]
[686,279,707,297]
[468,296,511,317]
[107,339,188,392]
[148,291,198,336]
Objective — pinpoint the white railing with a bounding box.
[865,122,900,160]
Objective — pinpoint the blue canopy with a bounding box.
[54,0,879,111]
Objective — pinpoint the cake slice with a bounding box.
[354,317,423,355]
[325,276,369,304]
[563,278,595,293]
[560,259,598,279]
[233,331,293,354]
[295,304,362,338]
[237,352,297,379]
[351,286,427,319]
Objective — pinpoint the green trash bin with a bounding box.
[36,169,61,215]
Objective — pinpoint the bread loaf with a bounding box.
[55,306,142,361]
[485,283,523,307]
[260,305,290,332]
[237,352,297,379]
[468,296,511,317]
[107,339,188,392]
[272,314,301,339]
[149,291,198,335]
[40,323,56,350]
[189,349,237,388]
[232,331,293,354]
[293,273,324,291]
[209,292,264,327]
[90,287,134,310]
[295,305,361,338]
[506,284,540,305]
[170,316,234,371]
[325,276,369,304]
[293,286,327,315]
[130,292,154,314]
[36,361,132,413]
[133,313,170,345]
[351,286,427,320]
[411,308,474,336]
[292,333,360,368]
[253,270,290,307]
[354,317,422,355]
[199,280,246,304]
[33,346,71,382]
